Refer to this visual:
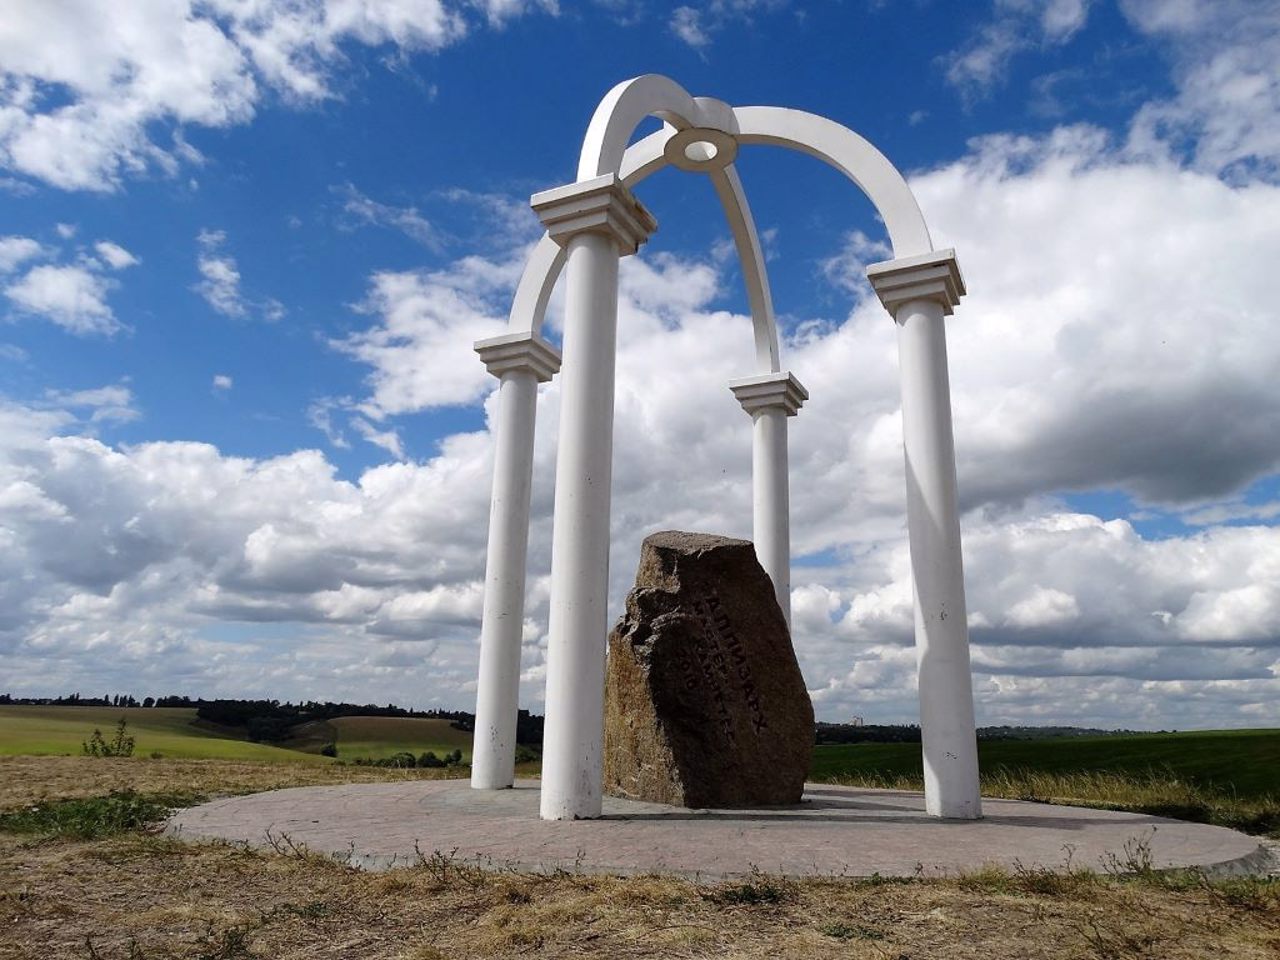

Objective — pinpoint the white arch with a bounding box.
[733,106,933,257]
[710,163,779,372]
[511,98,938,372]
[479,77,979,824]
[578,77,931,257]
[510,126,781,372]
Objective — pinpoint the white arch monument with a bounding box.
[470,76,981,822]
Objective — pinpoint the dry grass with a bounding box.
[0,756,467,811]
[1,833,1277,960]
[1,757,1277,960]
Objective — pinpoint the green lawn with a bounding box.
[811,728,1280,799]
[0,706,326,763]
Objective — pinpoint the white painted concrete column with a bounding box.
[728,372,808,626]
[471,332,561,790]
[531,175,657,820]
[867,249,982,820]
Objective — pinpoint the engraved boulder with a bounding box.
[604,530,814,808]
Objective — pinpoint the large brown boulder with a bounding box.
[604,531,814,808]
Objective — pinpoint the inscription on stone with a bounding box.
[603,531,814,808]
[678,591,769,741]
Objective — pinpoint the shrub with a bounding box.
[514,745,540,764]
[245,716,294,742]
[320,743,337,758]
[419,751,444,768]
[82,718,135,758]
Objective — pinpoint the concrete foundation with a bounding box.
[166,780,1272,879]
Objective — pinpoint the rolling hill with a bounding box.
[0,706,478,763]
[0,706,325,762]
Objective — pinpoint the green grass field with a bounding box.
[812,728,1280,799]
[5,705,1276,804]
[322,716,473,761]
[0,707,477,763]
[0,706,326,762]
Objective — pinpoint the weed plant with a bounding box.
[704,867,796,905]
[0,790,194,839]
[82,718,136,758]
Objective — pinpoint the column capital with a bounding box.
[531,174,657,256]
[475,331,562,382]
[866,248,966,317]
[728,371,808,417]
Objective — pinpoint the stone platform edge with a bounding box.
[331,840,1279,880]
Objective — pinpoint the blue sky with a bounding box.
[1,0,1278,729]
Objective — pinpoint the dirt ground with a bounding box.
[1,757,1277,960]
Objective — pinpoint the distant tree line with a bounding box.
[815,723,923,744]
[1,692,146,707]
[815,721,1156,744]
[193,698,476,727]
[975,725,1150,740]
[514,709,543,746]
[351,748,465,769]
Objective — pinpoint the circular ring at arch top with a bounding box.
[511,78,940,370]
[664,127,738,173]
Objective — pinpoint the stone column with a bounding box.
[471,332,561,790]
[867,249,982,820]
[728,372,808,626]
[531,175,657,820]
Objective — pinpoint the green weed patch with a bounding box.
[0,790,198,839]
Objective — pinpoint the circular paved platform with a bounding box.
[166,779,1271,879]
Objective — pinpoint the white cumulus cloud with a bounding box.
[0,235,44,273]
[945,0,1095,101]
[331,260,512,415]
[93,241,138,270]
[194,229,282,322]
[4,263,120,336]
[194,229,245,318]
[42,383,139,425]
[1121,0,1280,181]
[0,0,558,192]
